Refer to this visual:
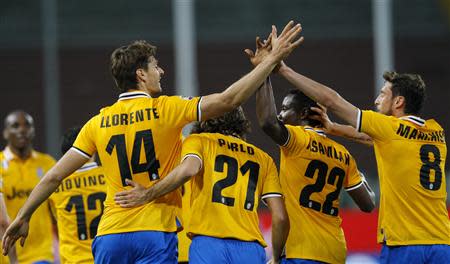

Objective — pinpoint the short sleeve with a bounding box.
[72,116,98,158]
[357,110,396,141]
[280,125,310,157]
[261,157,283,200]
[181,135,204,168]
[344,155,363,191]
[161,96,202,127]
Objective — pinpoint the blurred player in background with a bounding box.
[3,20,303,264]
[0,111,55,264]
[271,56,450,263]
[115,107,289,264]
[48,127,107,264]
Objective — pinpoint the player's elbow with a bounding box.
[321,90,342,110]
[260,119,278,133]
[44,170,64,186]
[359,199,375,213]
[360,204,375,213]
[220,97,240,112]
[272,211,290,230]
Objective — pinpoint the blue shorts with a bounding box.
[92,231,178,264]
[380,244,450,264]
[281,258,326,264]
[32,262,52,264]
[189,235,265,264]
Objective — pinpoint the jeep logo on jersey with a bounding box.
[6,187,33,200]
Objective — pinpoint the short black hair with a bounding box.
[190,107,251,139]
[383,71,426,115]
[287,89,321,127]
[61,126,82,155]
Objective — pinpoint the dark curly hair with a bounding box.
[61,126,82,155]
[287,89,322,127]
[190,107,251,139]
[383,71,426,115]
[110,40,157,92]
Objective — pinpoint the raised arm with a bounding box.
[265,197,289,264]
[256,78,289,145]
[310,105,373,146]
[114,156,202,208]
[278,62,360,128]
[2,150,88,255]
[201,21,304,120]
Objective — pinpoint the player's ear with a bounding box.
[393,95,406,110]
[136,68,146,82]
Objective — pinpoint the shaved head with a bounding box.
[3,110,35,155]
[4,110,34,128]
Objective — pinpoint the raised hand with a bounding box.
[2,218,29,256]
[269,21,304,62]
[114,179,151,208]
[244,33,272,67]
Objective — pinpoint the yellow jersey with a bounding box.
[177,183,192,262]
[0,147,55,264]
[280,125,363,264]
[357,110,449,245]
[181,133,283,247]
[48,162,107,264]
[73,91,201,236]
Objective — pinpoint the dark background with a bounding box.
[1,0,449,205]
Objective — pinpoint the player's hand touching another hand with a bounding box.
[268,21,304,62]
[245,21,303,72]
[244,34,272,67]
[114,179,151,208]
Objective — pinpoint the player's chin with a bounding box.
[150,85,162,96]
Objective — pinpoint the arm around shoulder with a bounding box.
[278,63,360,127]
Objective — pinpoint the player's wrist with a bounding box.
[277,62,290,76]
[144,187,154,203]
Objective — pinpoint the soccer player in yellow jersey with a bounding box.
[0,111,55,264]
[114,107,289,264]
[264,56,449,262]
[254,76,376,264]
[3,21,303,263]
[48,127,107,264]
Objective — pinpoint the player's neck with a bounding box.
[392,108,407,118]
[8,145,32,160]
